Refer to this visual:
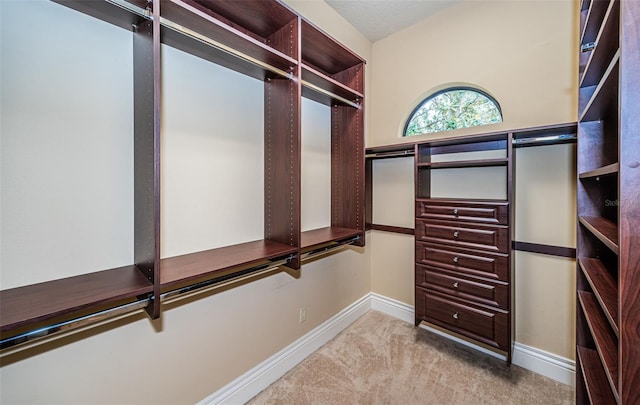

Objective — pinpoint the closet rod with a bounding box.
[104,0,150,19]
[0,256,292,354]
[301,80,360,108]
[160,18,293,80]
[365,150,414,159]
[512,134,576,146]
[300,236,360,262]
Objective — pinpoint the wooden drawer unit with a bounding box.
[416,287,509,351]
[415,219,509,253]
[416,242,509,281]
[416,199,509,225]
[416,264,508,309]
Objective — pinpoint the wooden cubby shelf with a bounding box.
[160,240,298,292]
[580,0,610,47]
[300,227,361,252]
[578,257,619,335]
[580,51,619,122]
[578,162,619,179]
[578,291,619,399]
[0,0,366,348]
[578,216,619,254]
[577,346,617,405]
[580,0,619,87]
[160,0,298,80]
[0,266,153,334]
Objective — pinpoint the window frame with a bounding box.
[403,86,503,137]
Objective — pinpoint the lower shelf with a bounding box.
[0,265,153,334]
[300,226,362,253]
[577,346,616,405]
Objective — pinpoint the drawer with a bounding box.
[416,287,509,351]
[415,219,509,253]
[416,199,508,225]
[416,264,509,308]
[416,242,509,281]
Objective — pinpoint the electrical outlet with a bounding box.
[299,307,307,323]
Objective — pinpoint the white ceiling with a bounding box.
[325,0,463,42]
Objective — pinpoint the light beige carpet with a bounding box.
[248,310,574,404]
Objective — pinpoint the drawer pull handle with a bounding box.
[453,281,459,288]
[452,312,459,320]
[453,256,459,263]
[453,231,459,238]
[453,209,459,216]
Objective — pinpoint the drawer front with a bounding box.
[416,242,509,281]
[415,264,509,308]
[416,200,508,225]
[415,219,509,253]
[416,288,509,350]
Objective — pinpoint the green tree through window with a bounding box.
[404,88,502,136]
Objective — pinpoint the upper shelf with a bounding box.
[300,227,361,253]
[580,0,619,88]
[52,0,150,31]
[160,239,297,292]
[160,0,298,80]
[417,158,508,169]
[580,51,619,122]
[580,0,611,46]
[579,162,619,179]
[0,265,153,334]
[579,216,619,254]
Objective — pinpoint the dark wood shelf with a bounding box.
[52,0,148,31]
[579,216,619,254]
[160,240,297,291]
[580,0,611,45]
[580,51,619,122]
[300,226,361,252]
[301,20,364,77]
[577,346,617,405]
[579,162,619,179]
[579,257,619,335]
[160,0,298,79]
[417,158,508,169]
[0,265,153,334]
[578,291,619,399]
[301,63,363,107]
[580,0,619,88]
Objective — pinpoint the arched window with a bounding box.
[404,87,502,136]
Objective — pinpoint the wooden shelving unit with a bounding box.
[0,0,365,348]
[576,1,640,403]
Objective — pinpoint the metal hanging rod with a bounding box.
[300,236,360,262]
[365,150,415,159]
[0,256,292,354]
[512,134,577,146]
[106,0,151,19]
[160,18,293,80]
[301,80,360,109]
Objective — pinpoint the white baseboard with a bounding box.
[198,293,371,405]
[512,342,575,387]
[200,293,575,404]
[369,293,575,387]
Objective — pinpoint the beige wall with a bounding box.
[368,0,578,147]
[0,1,372,403]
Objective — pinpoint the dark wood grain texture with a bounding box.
[577,346,617,405]
[416,287,509,351]
[580,0,619,88]
[416,219,509,253]
[416,199,509,225]
[301,63,363,104]
[578,291,619,400]
[580,52,619,122]
[370,224,415,235]
[0,266,153,334]
[160,240,297,290]
[52,0,142,31]
[579,162,619,178]
[578,216,619,254]
[300,19,364,75]
[579,257,618,335]
[300,227,361,251]
[618,1,640,402]
[512,241,576,258]
[581,0,612,45]
[416,264,509,309]
[416,242,509,282]
[416,158,508,169]
[264,75,301,268]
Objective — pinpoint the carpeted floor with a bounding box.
[247,310,574,404]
